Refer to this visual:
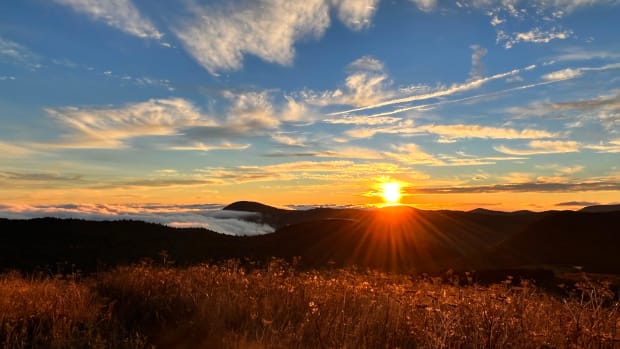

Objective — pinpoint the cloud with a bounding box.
[329,66,530,115]
[302,55,392,108]
[46,98,213,148]
[196,160,425,184]
[44,92,298,150]
[546,0,619,13]
[555,201,599,207]
[176,92,305,147]
[383,144,527,167]
[0,36,40,69]
[324,115,402,126]
[495,140,580,155]
[344,120,417,138]
[95,177,220,189]
[453,1,619,52]
[271,133,313,147]
[410,0,438,12]
[541,62,620,82]
[263,146,384,160]
[347,55,385,72]
[174,0,378,75]
[585,139,620,153]
[410,180,620,194]
[416,124,557,140]
[508,89,620,127]
[499,28,571,49]
[317,147,385,160]
[542,68,583,81]
[332,0,380,30]
[53,0,163,39]
[554,48,620,62]
[0,171,82,183]
[169,142,251,152]
[345,121,557,140]
[223,91,282,130]
[556,165,584,175]
[469,45,487,80]
[384,143,440,165]
[0,203,274,236]
[0,142,33,158]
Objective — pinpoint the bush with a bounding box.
[1,261,618,348]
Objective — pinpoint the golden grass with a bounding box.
[1,260,618,348]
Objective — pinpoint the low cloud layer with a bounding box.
[0,203,274,236]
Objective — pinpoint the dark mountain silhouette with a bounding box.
[2,203,620,277]
[580,204,620,213]
[223,201,286,215]
[495,211,620,273]
[224,201,362,229]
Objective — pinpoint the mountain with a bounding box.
[2,203,620,276]
[223,201,286,215]
[495,210,620,273]
[580,204,620,213]
[223,200,361,229]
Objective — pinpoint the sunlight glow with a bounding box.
[381,182,401,204]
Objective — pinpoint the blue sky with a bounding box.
[1,0,620,214]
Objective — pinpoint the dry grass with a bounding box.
[1,260,619,348]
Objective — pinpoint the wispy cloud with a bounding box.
[541,68,583,81]
[271,133,312,147]
[45,98,212,148]
[384,143,440,165]
[329,65,533,115]
[410,0,438,12]
[416,124,557,140]
[507,89,620,132]
[196,160,426,184]
[469,45,487,80]
[555,201,599,207]
[0,36,40,69]
[585,139,620,153]
[43,91,304,150]
[53,0,162,39]
[170,142,251,152]
[384,143,527,167]
[541,62,620,81]
[499,28,571,49]
[554,48,620,62]
[174,0,378,75]
[332,0,380,30]
[0,142,33,158]
[223,91,281,130]
[0,171,82,183]
[345,121,557,140]
[302,55,393,108]
[323,115,402,126]
[410,180,620,194]
[495,140,580,155]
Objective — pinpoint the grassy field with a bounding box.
[1,260,618,348]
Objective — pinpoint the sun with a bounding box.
[381,182,401,204]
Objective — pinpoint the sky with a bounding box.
[1,0,620,220]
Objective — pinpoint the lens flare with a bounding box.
[381,182,401,204]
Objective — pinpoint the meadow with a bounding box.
[1,260,618,348]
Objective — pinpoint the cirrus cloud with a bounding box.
[174,0,379,75]
[495,140,580,155]
[53,0,163,39]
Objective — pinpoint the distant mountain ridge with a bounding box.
[2,202,620,275]
[579,204,620,213]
